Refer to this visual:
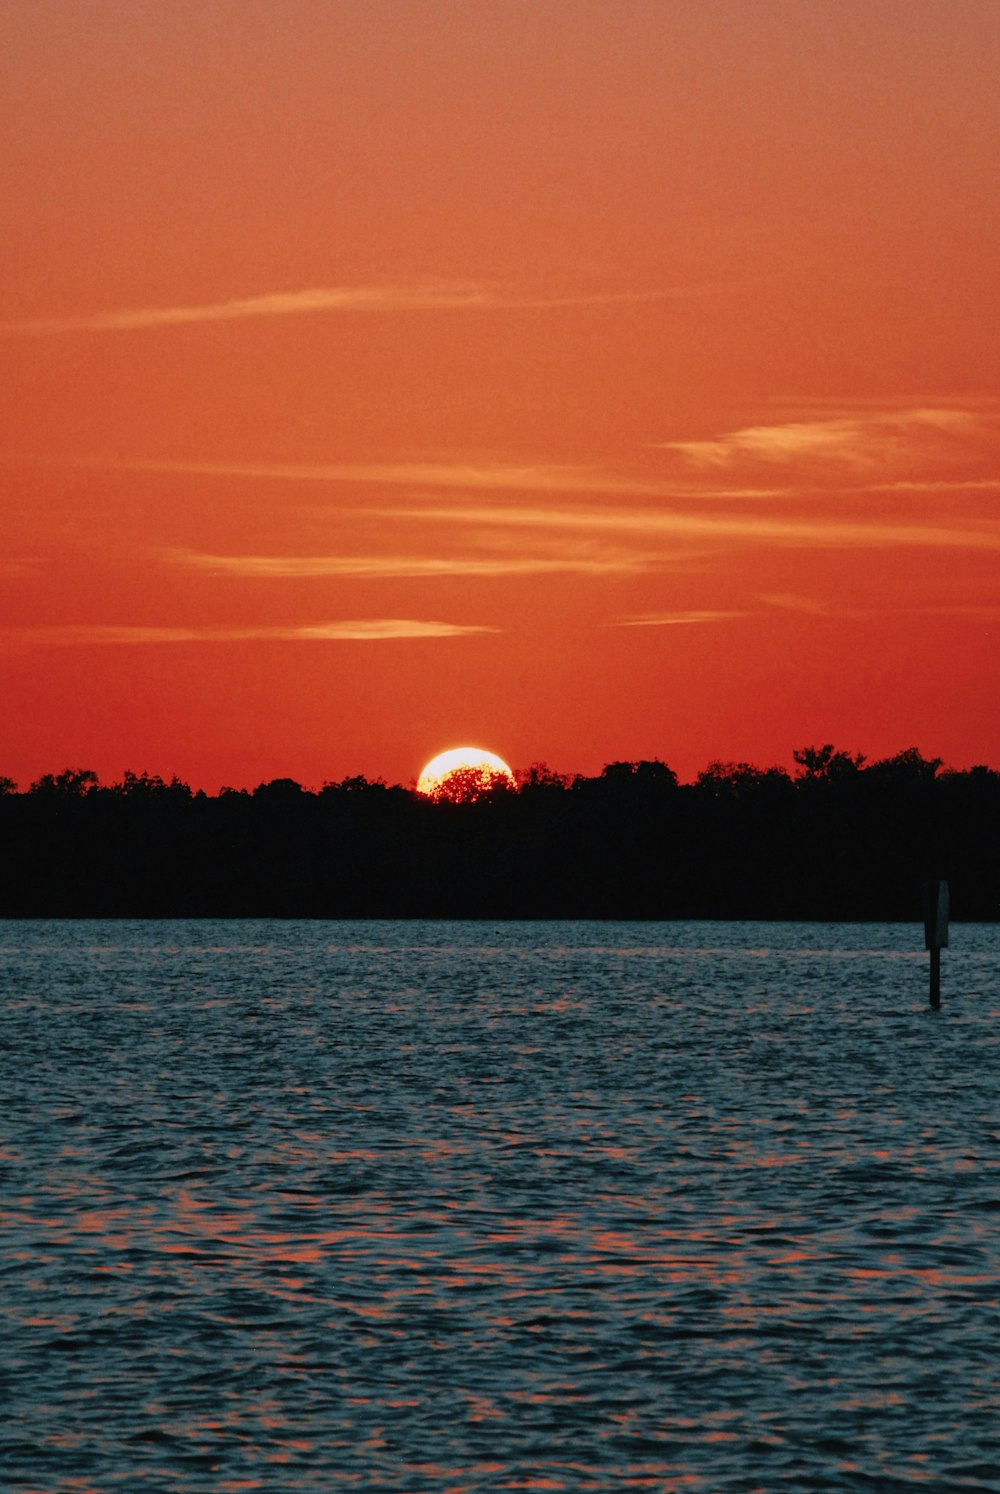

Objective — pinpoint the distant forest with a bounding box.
[1,747,997,920]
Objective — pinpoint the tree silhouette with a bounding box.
[695,760,791,800]
[515,762,573,793]
[30,767,100,796]
[110,770,192,800]
[595,759,678,791]
[2,748,998,918]
[252,777,309,803]
[793,744,865,783]
[865,747,943,785]
[426,764,514,804]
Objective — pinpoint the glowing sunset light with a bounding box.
[2,3,999,791]
[417,748,516,803]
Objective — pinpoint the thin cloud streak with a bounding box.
[13,451,998,504]
[9,286,496,334]
[169,547,649,578]
[859,478,1000,493]
[397,502,1000,552]
[758,592,865,618]
[663,476,1000,499]
[135,456,660,496]
[762,597,1000,621]
[4,279,751,336]
[3,620,499,647]
[1,451,660,497]
[659,408,983,469]
[614,610,748,627]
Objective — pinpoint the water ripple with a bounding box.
[1,919,998,1491]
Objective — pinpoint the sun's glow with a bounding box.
[417,747,516,802]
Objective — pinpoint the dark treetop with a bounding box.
[1,749,997,919]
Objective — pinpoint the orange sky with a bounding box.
[3,0,998,790]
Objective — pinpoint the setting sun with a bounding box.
[3,3,998,793]
[417,747,516,803]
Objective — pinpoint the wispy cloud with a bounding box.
[614,610,748,627]
[4,451,659,498]
[8,286,496,334]
[2,619,498,647]
[141,457,659,495]
[290,619,499,640]
[670,476,1000,500]
[395,502,1000,552]
[165,496,1000,598]
[169,546,649,578]
[758,592,864,618]
[761,596,1000,622]
[659,407,983,471]
[17,449,998,504]
[858,478,1000,494]
[3,278,750,336]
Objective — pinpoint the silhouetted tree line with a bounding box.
[0,748,997,919]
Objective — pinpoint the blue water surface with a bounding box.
[1,920,998,1492]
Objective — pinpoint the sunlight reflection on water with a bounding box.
[1,920,998,1492]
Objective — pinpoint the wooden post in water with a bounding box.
[923,880,948,1010]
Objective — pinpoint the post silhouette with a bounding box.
[923,880,949,1010]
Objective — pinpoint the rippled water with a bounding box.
[2,920,998,1493]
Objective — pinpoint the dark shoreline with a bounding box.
[3,752,997,921]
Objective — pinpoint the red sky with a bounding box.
[3,0,998,790]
